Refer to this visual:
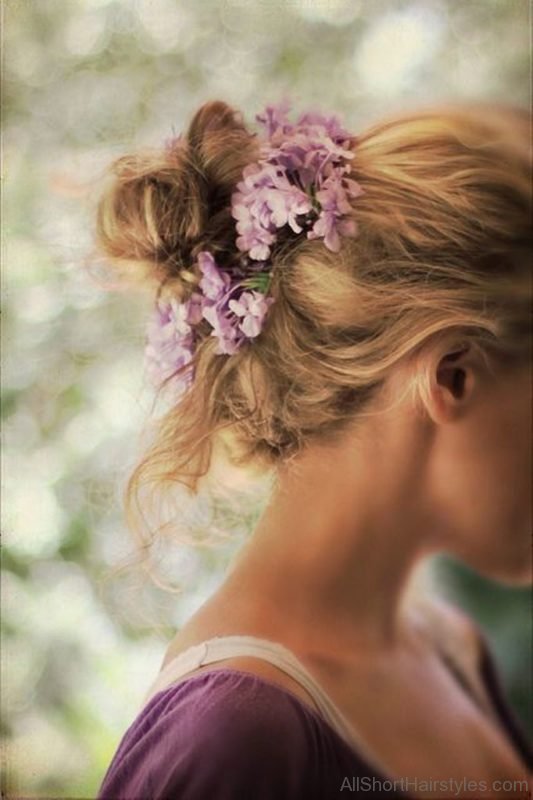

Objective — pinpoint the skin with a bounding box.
[165,339,532,795]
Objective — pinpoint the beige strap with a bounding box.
[141,613,500,775]
[141,634,391,776]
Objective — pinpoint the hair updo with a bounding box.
[96,99,531,544]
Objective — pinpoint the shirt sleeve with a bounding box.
[97,669,322,800]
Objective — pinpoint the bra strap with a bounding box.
[141,634,387,774]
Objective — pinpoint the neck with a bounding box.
[214,404,438,660]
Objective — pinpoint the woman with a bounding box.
[96,100,532,798]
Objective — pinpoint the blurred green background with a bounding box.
[2,0,531,796]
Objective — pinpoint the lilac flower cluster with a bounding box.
[232,99,363,258]
[145,102,363,396]
[145,251,274,396]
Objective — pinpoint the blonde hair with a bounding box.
[96,100,532,557]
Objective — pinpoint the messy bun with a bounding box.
[95,99,532,553]
[96,100,260,290]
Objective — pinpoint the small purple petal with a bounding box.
[255,99,292,138]
[186,291,204,325]
[202,300,243,355]
[198,251,231,300]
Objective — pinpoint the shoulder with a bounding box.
[98,669,322,800]
[163,667,315,754]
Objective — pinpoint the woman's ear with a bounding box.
[425,343,479,424]
[436,346,470,398]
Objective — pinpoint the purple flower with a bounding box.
[202,300,242,355]
[145,102,363,395]
[195,251,246,354]
[228,290,274,338]
[296,110,352,144]
[232,162,313,259]
[231,102,362,260]
[198,251,231,300]
[232,194,276,261]
[186,291,204,325]
[144,297,196,396]
[309,172,362,252]
[234,217,276,261]
[265,181,312,233]
[255,99,292,138]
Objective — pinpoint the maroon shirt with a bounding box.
[97,637,533,799]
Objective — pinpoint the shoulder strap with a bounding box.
[143,634,343,723]
[140,622,506,773]
[141,634,388,774]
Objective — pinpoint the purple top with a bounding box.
[97,638,533,800]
